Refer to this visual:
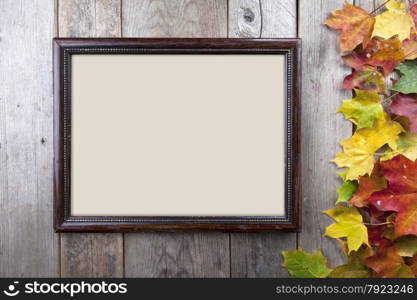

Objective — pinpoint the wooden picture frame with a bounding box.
[53,38,301,232]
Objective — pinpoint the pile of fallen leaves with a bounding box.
[283,0,417,278]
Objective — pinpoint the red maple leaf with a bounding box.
[368,155,417,237]
[366,241,414,278]
[343,36,405,75]
[391,94,417,134]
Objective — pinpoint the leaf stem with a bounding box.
[384,92,399,102]
[370,0,391,15]
[363,221,392,226]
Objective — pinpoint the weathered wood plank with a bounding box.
[229,0,296,38]
[58,0,124,278]
[0,0,58,277]
[58,0,121,37]
[122,0,227,37]
[125,233,229,277]
[122,0,230,278]
[355,0,375,10]
[60,234,123,277]
[297,0,354,267]
[228,0,297,278]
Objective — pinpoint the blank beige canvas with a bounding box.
[71,54,286,216]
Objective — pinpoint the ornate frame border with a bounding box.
[53,38,301,232]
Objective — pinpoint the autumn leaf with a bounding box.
[350,162,387,207]
[336,170,359,204]
[372,0,413,42]
[324,206,369,253]
[338,89,384,129]
[334,115,404,180]
[343,36,405,75]
[395,235,417,257]
[402,34,417,60]
[392,60,417,94]
[368,155,417,237]
[330,247,372,278]
[325,3,375,53]
[380,154,417,193]
[282,249,332,278]
[383,133,417,162]
[391,94,417,133]
[343,67,386,93]
[366,246,415,278]
[409,0,417,27]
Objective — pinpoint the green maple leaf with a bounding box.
[337,89,384,129]
[392,60,417,94]
[282,249,332,278]
[336,170,358,204]
[330,247,372,278]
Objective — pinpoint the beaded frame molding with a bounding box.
[53,38,301,232]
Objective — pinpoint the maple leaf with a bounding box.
[380,154,417,193]
[368,223,391,246]
[383,133,417,162]
[330,247,373,278]
[370,192,417,237]
[282,249,332,278]
[395,235,417,257]
[343,36,405,75]
[392,60,417,94]
[368,155,417,237]
[324,206,369,253]
[334,115,404,180]
[338,89,384,129]
[391,94,417,133]
[325,3,375,53]
[372,0,413,42]
[336,170,358,204]
[402,34,417,60]
[343,67,386,93]
[409,0,417,28]
[350,162,387,207]
[366,245,414,278]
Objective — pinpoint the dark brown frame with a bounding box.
[53,38,301,232]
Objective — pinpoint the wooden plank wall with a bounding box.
[0,0,381,277]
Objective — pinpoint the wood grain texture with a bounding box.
[60,234,123,277]
[228,0,296,38]
[125,233,229,277]
[58,0,121,37]
[58,0,124,278]
[122,0,227,37]
[0,0,58,277]
[122,0,230,278]
[298,0,354,267]
[228,0,297,277]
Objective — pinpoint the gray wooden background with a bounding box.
[0,0,382,277]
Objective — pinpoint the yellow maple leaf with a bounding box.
[372,1,414,42]
[324,206,369,253]
[382,132,417,161]
[337,89,384,129]
[334,114,404,180]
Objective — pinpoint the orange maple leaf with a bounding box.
[325,3,375,53]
